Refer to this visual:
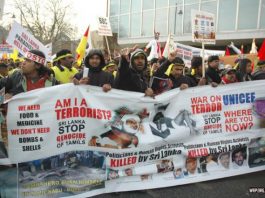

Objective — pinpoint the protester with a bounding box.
[73,49,114,92]
[205,55,221,84]
[152,51,190,95]
[102,61,117,78]
[252,60,265,80]
[0,63,8,79]
[221,68,238,84]
[51,49,78,84]
[187,56,208,86]
[114,47,154,97]
[0,50,58,99]
[236,58,253,82]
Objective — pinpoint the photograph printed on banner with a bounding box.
[0,164,18,198]
[88,107,149,149]
[156,159,174,173]
[217,152,231,171]
[252,97,265,128]
[149,102,202,140]
[248,137,265,168]
[183,157,203,176]
[173,168,184,179]
[231,147,248,169]
[199,154,219,173]
[18,151,106,197]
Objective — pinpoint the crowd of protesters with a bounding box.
[0,46,264,100]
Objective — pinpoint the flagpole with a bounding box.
[105,36,112,61]
[202,42,205,78]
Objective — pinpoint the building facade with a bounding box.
[108,0,265,48]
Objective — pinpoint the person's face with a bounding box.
[125,169,133,176]
[171,65,183,78]
[220,154,230,169]
[195,65,202,76]
[186,159,197,174]
[106,65,116,73]
[226,71,237,82]
[126,119,138,130]
[89,55,101,68]
[61,56,74,68]
[261,66,265,72]
[133,55,146,71]
[209,60,219,69]
[246,62,252,74]
[234,151,244,166]
[0,67,8,76]
[21,59,38,75]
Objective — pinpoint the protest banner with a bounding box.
[0,81,264,197]
[0,44,13,54]
[191,10,216,44]
[6,21,49,59]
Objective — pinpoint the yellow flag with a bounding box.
[76,26,89,66]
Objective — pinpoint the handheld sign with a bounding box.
[97,16,113,36]
[6,21,49,59]
[83,67,89,78]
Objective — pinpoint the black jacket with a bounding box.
[205,66,221,84]
[252,70,265,80]
[74,49,114,86]
[152,60,191,94]
[114,49,148,93]
[0,70,58,96]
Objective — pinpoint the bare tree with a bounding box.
[13,0,75,48]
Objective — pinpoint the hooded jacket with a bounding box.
[114,49,149,93]
[74,49,114,86]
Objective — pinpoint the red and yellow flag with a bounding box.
[76,26,89,66]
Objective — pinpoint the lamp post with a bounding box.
[174,3,183,35]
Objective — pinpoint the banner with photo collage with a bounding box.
[1,80,265,198]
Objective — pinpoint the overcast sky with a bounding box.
[2,0,107,36]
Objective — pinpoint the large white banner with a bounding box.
[6,21,49,59]
[1,81,265,197]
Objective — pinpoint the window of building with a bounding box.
[142,11,154,36]
[185,0,198,4]
[155,8,168,35]
[184,3,199,33]
[169,6,183,35]
[120,0,130,14]
[200,0,217,16]
[169,0,183,6]
[218,0,236,31]
[143,0,154,10]
[131,0,141,13]
[259,0,265,28]
[131,13,141,37]
[119,14,129,38]
[238,0,259,30]
[156,0,168,8]
[110,16,118,33]
[110,0,119,16]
